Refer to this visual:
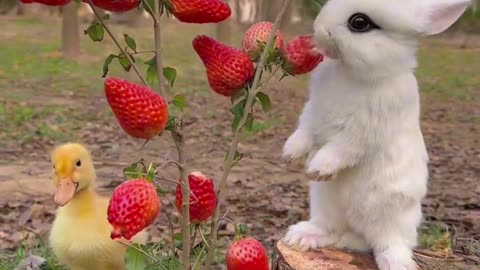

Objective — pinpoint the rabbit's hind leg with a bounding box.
[362,201,421,270]
[282,181,347,251]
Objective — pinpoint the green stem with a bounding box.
[87,0,149,87]
[203,1,292,269]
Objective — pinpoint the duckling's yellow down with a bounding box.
[49,143,147,270]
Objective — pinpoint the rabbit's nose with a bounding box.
[314,26,338,59]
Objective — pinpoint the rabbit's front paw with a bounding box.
[282,221,339,251]
[282,129,313,161]
[306,148,342,177]
[375,246,418,270]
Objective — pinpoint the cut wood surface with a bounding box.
[272,241,479,270]
[272,241,378,270]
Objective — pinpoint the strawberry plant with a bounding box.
[23,0,325,269]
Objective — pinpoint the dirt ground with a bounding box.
[0,15,479,269]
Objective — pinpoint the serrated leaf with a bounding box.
[103,54,117,77]
[244,114,254,131]
[85,23,104,42]
[125,244,147,270]
[124,34,137,52]
[163,67,177,87]
[172,95,186,112]
[256,92,271,112]
[118,54,132,72]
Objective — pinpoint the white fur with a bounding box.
[282,0,470,269]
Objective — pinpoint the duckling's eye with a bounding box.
[76,160,82,167]
[52,165,55,169]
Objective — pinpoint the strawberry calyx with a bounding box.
[234,223,248,241]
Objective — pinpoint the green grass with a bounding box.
[416,40,479,100]
[418,223,454,252]
[0,240,66,270]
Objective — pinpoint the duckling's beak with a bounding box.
[54,177,79,206]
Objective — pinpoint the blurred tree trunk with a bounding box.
[62,1,80,59]
[17,1,34,15]
[235,0,241,23]
[111,8,143,26]
[216,19,231,43]
[264,0,292,28]
[255,0,264,21]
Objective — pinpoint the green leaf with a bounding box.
[256,92,271,112]
[146,162,156,181]
[145,57,157,86]
[142,0,155,16]
[163,67,177,87]
[84,23,104,42]
[118,54,132,72]
[230,100,246,132]
[156,185,168,196]
[165,115,178,131]
[124,34,137,52]
[125,244,147,270]
[174,233,183,249]
[123,162,145,179]
[172,95,186,112]
[244,114,254,131]
[103,54,117,77]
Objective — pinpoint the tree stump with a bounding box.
[272,241,378,270]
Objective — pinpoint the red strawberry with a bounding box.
[175,172,216,224]
[168,0,231,24]
[242,21,283,55]
[226,236,269,270]
[108,179,161,240]
[193,35,255,97]
[82,0,140,12]
[104,77,169,140]
[283,35,324,75]
[20,0,70,5]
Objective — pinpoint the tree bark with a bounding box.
[273,241,378,270]
[61,1,80,59]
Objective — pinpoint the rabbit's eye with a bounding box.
[348,13,380,33]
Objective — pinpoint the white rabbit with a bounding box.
[281,0,471,270]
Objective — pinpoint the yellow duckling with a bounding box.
[49,143,147,270]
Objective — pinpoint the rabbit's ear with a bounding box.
[420,0,471,35]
